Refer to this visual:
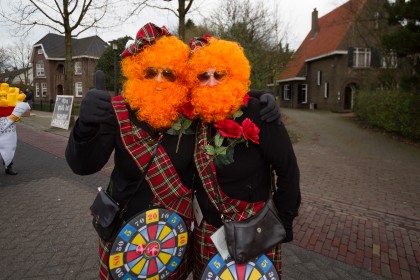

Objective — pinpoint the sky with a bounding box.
[0,0,348,51]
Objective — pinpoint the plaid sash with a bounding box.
[193,123,264,221]
[112,96,193,220]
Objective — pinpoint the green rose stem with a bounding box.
[176,128,182,153]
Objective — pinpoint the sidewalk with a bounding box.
[1,109,418,279]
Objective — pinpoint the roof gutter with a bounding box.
[277,77,306,83]
[305,50,347,62]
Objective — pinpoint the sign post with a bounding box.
[51,95,74,130]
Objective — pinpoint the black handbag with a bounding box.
[90,189,124,241]
[222,197,286,263]
[90,139,161,242]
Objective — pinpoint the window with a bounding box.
[75,82,83,97]
[298,84,307,103]
[74,62,82,75]
[35,83,40,97]
[36,62,45,76]
[317,71,322,86]
[324,82,329,99]
[41,82,47,97]
[381,51,398,69]
[283,84,291,100]
[353,48,371,67]
[37,49,43,54]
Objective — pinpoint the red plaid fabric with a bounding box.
[99,239,112,280]
[193,123,264,221]
[193,221,282,279]
[121,22,171,58]
[189,34,212,54]
[112,96,193,220]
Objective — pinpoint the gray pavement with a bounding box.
[0,109,418,279]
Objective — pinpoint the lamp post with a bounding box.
[111,41,118,96]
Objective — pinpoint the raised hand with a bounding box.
[78,70,112,127]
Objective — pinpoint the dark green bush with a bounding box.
[354,89,420,142]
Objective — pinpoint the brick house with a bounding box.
[271,0,401,112]
[31,33,107,104]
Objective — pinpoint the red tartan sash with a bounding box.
[112,96,193,220]
[193,123,263,222]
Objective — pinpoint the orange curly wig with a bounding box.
[186,37,251,123]
[121,36,190,130]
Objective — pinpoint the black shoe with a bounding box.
[5,166,18,175]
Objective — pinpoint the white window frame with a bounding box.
[74,61,82,75]
[41,82,47,97]
[36,62,45,76]
[75,82,83,97]
[37,49,43,54]
[324,82,329,99]
[317,71,322,86]
[353,48,371,68]
[35,83,40,97]
[283,84,291,100]
[300,84,308,103]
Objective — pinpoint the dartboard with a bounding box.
[109,208,188,280]
[201,253,280,280]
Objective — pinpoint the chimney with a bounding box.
[312,8,319,37]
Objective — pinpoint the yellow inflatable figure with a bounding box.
[0,82,30,175]
[0,83,26,107]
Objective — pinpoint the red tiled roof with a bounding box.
[279,0,367,80]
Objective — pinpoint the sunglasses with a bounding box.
[143,67,177,82]
[197,70,227,82]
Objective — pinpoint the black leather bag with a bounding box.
[89,138,161,242]
[90,189,124,242]
[223,198,286,263]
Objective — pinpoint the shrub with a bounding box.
[354,89,420,142]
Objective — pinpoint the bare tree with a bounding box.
[0,47,10,72]
[0,0,118,95]
[203,0,292,88]
[6,40,33,85]
[125,0,208,41]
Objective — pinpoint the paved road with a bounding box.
[282,109,420,280]
[0,109,418,279]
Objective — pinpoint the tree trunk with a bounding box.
[64,32,73,96]
[178,0,186,41]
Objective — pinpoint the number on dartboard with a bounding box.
[116,268,124,278]
[162,213,169,219]
[177,224,184,232]
[134,217,145,226]
[147,212,157,221]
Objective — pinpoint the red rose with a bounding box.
[215,119,242,139]
[241,118,260,144]
[179,102,195,119]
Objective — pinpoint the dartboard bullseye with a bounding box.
[109,208,188,280]
[201,253,280,280]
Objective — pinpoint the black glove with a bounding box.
[279,213,295,243]
[76,70,112,137]
[248,89,281,123]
